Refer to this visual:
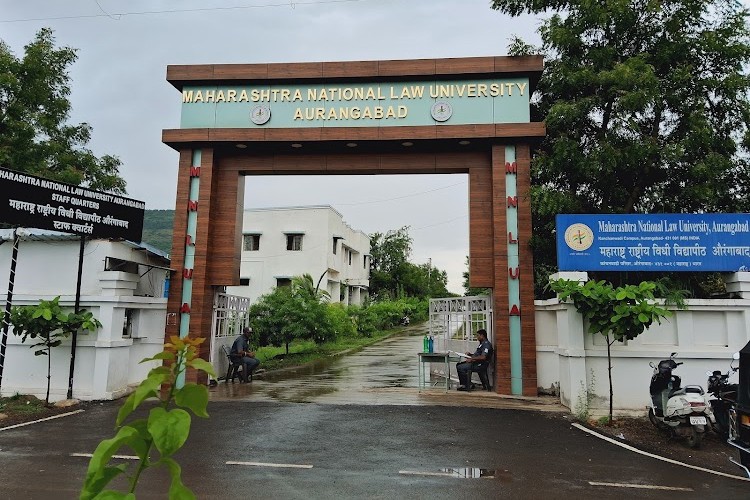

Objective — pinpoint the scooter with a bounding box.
[706,352,740,439]
[647,353,713,448]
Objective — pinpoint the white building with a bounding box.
[0,228,169,402]
[226,206,370,305]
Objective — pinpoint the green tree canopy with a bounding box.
[0,28,126,193]
[492,0,750,293]
[369,226,451,299]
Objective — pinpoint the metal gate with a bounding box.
[428,295,493,382]
[209,291,251,381]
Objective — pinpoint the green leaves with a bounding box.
[10,296,102,404]
[81,426,139,499]
[549,278,672,342]
[160,458,196,500]
[493,1,750,297]
[0,28,126,192]
[80,336,210,498]
[174,384,209,418]
[147,408,191,457]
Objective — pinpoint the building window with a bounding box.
[363,255,367,268]
[332,238,337,254]
[243,234,260,251]
[277,278,292,288]
[122,309,135,338]
[239,278,250,286]
[348,251,352,265]
[286,234,303,251]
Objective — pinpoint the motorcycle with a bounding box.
[706,352,740,439]
[647,352,713,448]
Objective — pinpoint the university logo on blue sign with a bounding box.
[556,214,750,272]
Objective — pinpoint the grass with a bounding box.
[0,394,48,417]
[255,328,403,372]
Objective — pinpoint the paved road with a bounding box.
[1,402,748,499]
[1,330,748,498]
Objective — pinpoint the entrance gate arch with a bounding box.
[162,56,545,395]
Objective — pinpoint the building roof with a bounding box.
[0,228,170,261]
[243,205,369,239]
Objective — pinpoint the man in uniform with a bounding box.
[456,329,492,391]
[230,326,260,382]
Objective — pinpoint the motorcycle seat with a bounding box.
[669,388,686,397]
[670,385,704,398]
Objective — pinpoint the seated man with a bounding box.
[456,329,492,392]
[230,326,260,383]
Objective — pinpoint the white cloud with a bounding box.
[0,0,541,292]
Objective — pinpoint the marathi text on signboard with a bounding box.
[0,167,145,242]
[556,213,750,272]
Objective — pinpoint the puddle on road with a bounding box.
[438,468,498,479]
[402,468,512,481]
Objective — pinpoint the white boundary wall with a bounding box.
[536,273,750,415]
[0,232,168,402]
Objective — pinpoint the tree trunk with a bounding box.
[607,335,613,424]
[285,341,289,356]
[46,346,51,406]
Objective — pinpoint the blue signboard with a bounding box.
[556,214,750,272]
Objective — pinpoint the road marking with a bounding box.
[398,470,494,478]
[571,422,750,482]
[0,409,85,432]
[589,481,693,491]
[71,453,140,460]
[226,461,313,469]
[399,470,462,477]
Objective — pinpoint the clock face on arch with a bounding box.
[430,101,453,122]
[250,105,271,125]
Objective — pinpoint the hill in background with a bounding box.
[142,209,174,254]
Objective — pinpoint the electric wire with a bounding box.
[0,0,370,23]
[334,180,467,206]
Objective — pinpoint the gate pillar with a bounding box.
[165,148,244,384]
[491,144,537,396]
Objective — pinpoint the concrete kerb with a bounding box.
[572,422,750,482]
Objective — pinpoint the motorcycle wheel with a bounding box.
[686,426,703,449]
[648,408,667,429]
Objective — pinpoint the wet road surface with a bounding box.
[2,402,748,499]
[210,328,563,411]
[2,328,748,498]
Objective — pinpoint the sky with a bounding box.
[0,0,541,293]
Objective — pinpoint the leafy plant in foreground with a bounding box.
[80,335,215,499]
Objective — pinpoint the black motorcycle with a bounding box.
[707,352,740,438]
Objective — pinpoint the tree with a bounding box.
[491,1,750,294]
[369,226,412,299]
[369,226,451,299]
[10,296,101,404]
[401,262,451,298]
[548,279,675,423]
[0,28,126,192]
[249,274,332,354]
